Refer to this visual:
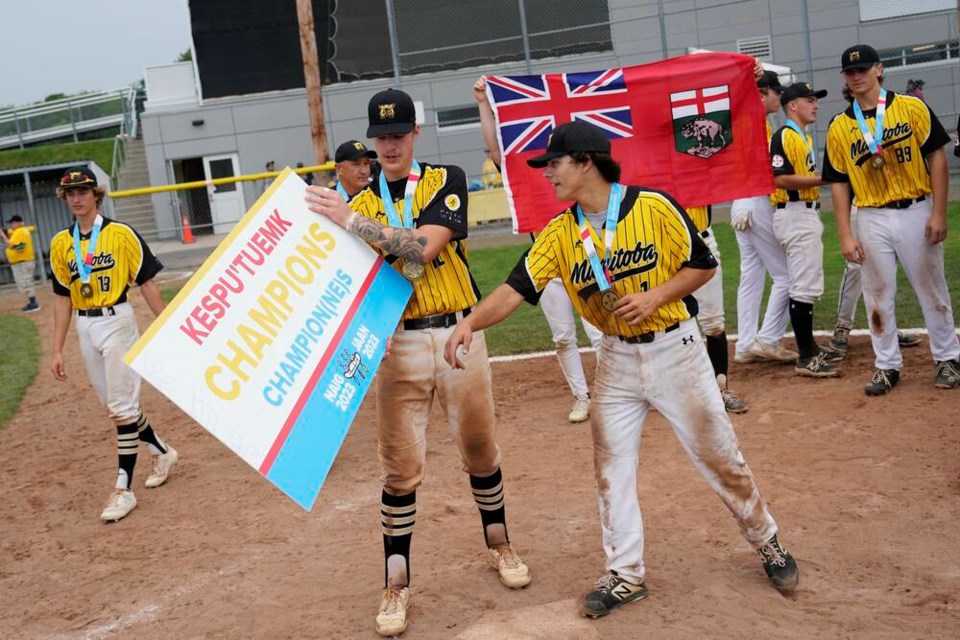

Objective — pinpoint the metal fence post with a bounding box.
[67,98,78,142]
[518,0,532,74]
[385,0,403,83]
[12,108,23,149]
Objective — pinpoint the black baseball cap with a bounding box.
[781,82,828,105]
[59,166,98,189]
[335,140,378,163]
[8,215,23,223]
[757,70,782,91]
[841,45,880,72]
[367,88,416,138]
[527,121,611,168]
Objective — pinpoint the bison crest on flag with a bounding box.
[670,85,732,159]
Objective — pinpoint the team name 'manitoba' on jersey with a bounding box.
[770,126,820,204]
[349,163,479,320]
[50,217,163,309]
[822,92,950,207]
[506,186,717,336]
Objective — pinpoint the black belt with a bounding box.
[77,306,117,317]
[878,195,926,210]
[618,322,680,344]
[403,308,472,330]
[775,202,820,210]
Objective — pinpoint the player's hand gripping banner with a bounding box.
[487,52,774,233]
[125,169,412,510]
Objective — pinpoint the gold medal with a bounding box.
[402,261,425,281]
[80,283,94,298]
[600,290,620,312]
[870,154,885,169]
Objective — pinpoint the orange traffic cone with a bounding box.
[181,214,195,244]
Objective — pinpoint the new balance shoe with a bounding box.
[756,534,799,593]
[721,388,748,414]
[375,586,410,637]
[865,369,900,396]
[934,359,960,389]
[581,573,648,618]
[829,325,851,355]
[22,300,40,313]
[145,446,179,488]
[818,347,844,362]
[898,331,921,348]
[488,543,531,588]
[568,396,591,423]
[100,488,137,522]
[749,340,799,363]
[795,351,841,378]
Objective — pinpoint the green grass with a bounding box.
[0,139,114,173]
[159,203,960,356]
[0,314,41,428]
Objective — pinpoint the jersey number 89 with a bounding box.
[894,147,913,164]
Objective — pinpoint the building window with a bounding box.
[437,105,481,130]
[859,0,954,22]
[878,41,960,68]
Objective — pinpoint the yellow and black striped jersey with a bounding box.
[822,92,950,207]
[505,186,716,336]
[686,205,710,234]
[770,125,820,204]
[50,217,163,309]
[349,163,479,320]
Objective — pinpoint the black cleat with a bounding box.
[581,573,648,618]
[757,534,799,593]
[865,369,900,396]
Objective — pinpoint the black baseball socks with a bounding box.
[705,332,729,378]
[381,490,416,588]
[789,299,817,359]
[470,468,509,548]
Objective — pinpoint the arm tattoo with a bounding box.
[348,214,429,263]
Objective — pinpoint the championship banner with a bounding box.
[486,51,774,233]
[124,169,412,510]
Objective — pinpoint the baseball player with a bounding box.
[3,215,40,312]
[687,204,750,412]
[305,88,530,638]
[474,76,602,422]
[49,167,178,522]
[333,139,377,200]
[769,82,842,377]
[445,121,798,618]
[730,71,797,366]
[822,44,960,395]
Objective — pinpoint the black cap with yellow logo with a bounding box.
[335,139,378,163]
[841,44,880,72]
[367,88,416,138]
[59,166,98,190]
[781,82,828,105]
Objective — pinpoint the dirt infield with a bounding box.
[1,289,958,639]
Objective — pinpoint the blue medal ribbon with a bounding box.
[72,214,103,285]
[335,182,349,200]
[378,160,421,229]
[852,87,887,157]
[574,183,623,292]
[784,119,816,169]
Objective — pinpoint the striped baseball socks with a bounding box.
[381,490,416,587]
[115,422,139,489]
[135,412,168,455]
[470,468,509,547]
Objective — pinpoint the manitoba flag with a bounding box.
[487,52,774,233]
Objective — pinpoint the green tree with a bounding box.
[177,49,193,62]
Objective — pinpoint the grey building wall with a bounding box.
[142,0,959,237]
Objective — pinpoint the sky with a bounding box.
[0,1,192,107]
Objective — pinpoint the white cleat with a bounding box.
[488,543,532,588]
[100,489,137,522]
[376,586,410,637]
[568,396,590,423]
[145,447,179,488]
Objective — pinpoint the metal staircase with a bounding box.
[111,137,158,239]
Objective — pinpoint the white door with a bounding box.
[203,154,246,234]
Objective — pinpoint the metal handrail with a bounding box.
[0,88,130,124]
[110,87,141,190]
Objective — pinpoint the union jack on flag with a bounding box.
[487,69,633,155]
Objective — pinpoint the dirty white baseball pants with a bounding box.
[377,324,501,496]
[732,196,791,354]
[540,278,603,399]
[76,302,143,425]
[773,203,824,305]
[856,199,960,370]
[591,319,778,583]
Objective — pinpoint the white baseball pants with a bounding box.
[732,196,791,354]
[76,302,143,425]
[835,208,863,328]
[591,319,778,583]
[773,203,824,305]
[376,324,501,496]
[856,199,960,370]
[692,230,725,335]
[540,278,603,399]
